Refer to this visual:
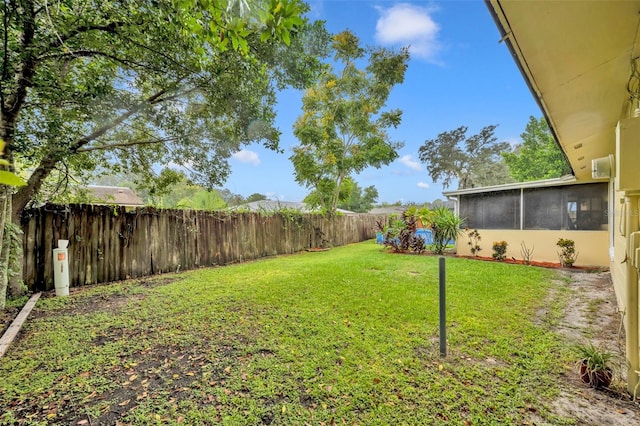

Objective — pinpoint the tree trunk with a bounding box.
[7,195,24,297]
[12,157,57,217]
[0,187,9,310]
[330,174,345,216]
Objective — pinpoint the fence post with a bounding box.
[439,256,446,357]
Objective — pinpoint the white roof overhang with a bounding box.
[486,0,640,180]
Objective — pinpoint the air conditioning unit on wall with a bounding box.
[592,154,614,179]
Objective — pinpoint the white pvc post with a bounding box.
[53,240,69,296]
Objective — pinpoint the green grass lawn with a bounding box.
[0,241,576,425]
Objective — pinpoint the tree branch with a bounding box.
[68,87,175,152]
[13,85,176,215]
[77,136,180,153]
[116,33,198,75]
[1,0,36,145]
[36,49,168,74]
[43,22,124,53]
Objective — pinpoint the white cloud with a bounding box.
[375,3,441,62]
[232,149,260,166]
[417,182,430,189]
[399,155,422,172]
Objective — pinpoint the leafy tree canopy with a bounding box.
[468,158,514,188]
[177,189,227,211]
[502,116,572,182]
[245,192,268,203]
[1,0,329,217]
[291,30,409,214]
[336,178,378,213]
[418,125,510,190]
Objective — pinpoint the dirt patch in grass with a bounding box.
[548,271,640,425]
[0,304,21,337]
[27,276,180,319]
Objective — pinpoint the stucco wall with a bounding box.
[610,190,639,328]
[455,229,610,267]
[611,189,627,312]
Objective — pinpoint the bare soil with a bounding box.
[548,270,640,425]
[0,303,22,337]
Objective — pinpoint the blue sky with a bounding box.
[225,0,543,204]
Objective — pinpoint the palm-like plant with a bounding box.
[576,342,613,388]
[430,207,464,255]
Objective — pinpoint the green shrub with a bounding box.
[430,207,464,255]
[467,228,482,256]
[492,241,508,261]
[557,238,578,267]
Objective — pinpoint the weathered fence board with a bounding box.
[21,205,386,291]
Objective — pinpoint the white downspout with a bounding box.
[624,194,639,394]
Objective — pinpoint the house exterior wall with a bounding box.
[611,189,627,310]
[486,0,640,395]
[609,187,640,393]
[455,229,609,267]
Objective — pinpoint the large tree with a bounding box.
[502,116,572,181]
[468,158,514,188]
[418,125,510,189]
[0,0,328,307]
[290,30,409,214]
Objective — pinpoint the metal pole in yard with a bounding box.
[439,256,446,357]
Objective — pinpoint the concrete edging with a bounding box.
[0,292,41,357]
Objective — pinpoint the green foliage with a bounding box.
[557,238,578,267]
[418,125,511,189]
[467,157,514,188]
[502,116,572,182]
[376,212,425,253]
[171,0,305,54]
[430,206,464,255]
[575,342,612,372]
[0,171,25,187]
[219,188,248,207]
[1,0,330,215]
[176,189,227,211]
[575,342,613,388]
[291,30,409,214]
[0,242,577,424]
[245,193,268,203]
[0,140,25,187]
[403,205,432,227]
[336,178,378,213]
[492,241,508,261]
[135,169,185,206]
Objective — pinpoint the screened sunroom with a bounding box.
[444,178,610,267]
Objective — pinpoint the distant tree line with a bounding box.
[418,116,571,190]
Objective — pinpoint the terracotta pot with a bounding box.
[579,360,612,388]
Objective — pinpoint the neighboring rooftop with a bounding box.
[85,186,144,207]
[368,206,407,215]
[230,200,355,214]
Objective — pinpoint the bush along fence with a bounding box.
[21,204,386,291]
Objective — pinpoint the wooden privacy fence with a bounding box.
[21,204,386,291]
